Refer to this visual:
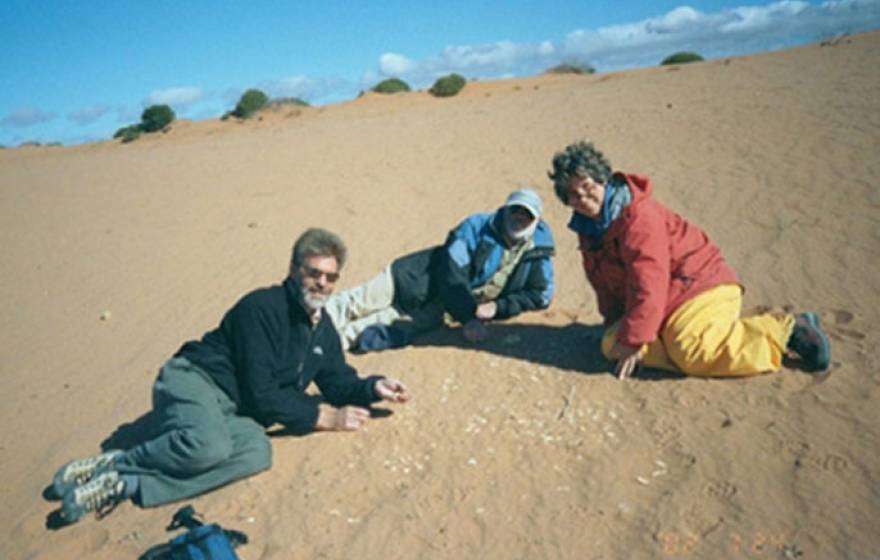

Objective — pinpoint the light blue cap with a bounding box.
[504,188,543,218]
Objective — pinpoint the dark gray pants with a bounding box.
[121,357,272,507]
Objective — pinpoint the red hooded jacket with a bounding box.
[577,173,740,346]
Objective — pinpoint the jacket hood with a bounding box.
[490,208,554,250]
[616,172,652,205]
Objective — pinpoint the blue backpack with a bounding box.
[139,505,249,560]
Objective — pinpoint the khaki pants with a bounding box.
[602,284,794,377]
[324,266,444,350]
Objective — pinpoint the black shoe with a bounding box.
[787,312,831,372]
[353,325,411,353]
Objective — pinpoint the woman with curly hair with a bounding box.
[549,141,830,379]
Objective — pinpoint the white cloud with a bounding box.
[371,0,880,86]
[380,53,416,75]
[538,41,555,56]
[144,86,205,108]
[645,6,705,34]
[721,1,810,32]
[258,75,350,103]
[0,107,56,128]
[374,39,558,86]
[68,104,110,126]
[440,41,523,68]
[561,0,880,69]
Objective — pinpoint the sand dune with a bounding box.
[1,31,878,559]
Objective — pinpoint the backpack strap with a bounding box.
[167,504,204,531]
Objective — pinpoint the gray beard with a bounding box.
[300,286,327,312]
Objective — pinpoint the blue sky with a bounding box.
[2,0,878,147]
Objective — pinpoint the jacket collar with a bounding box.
[283,277,318,326]
[570,172,652,245]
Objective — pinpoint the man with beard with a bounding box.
[48,228,410,526]
[325,189,555,352]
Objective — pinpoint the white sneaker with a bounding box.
[50,449,123,499]
[60,470,126,525]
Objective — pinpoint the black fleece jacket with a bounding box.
[176,278,382,434]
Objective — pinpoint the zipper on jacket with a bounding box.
[295,323,318,382]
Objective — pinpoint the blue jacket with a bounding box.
[390,210,555,324]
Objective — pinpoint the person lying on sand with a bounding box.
[47,228,409,526]
[548,141,831,380]
[324,189,556,352]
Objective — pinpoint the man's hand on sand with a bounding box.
[463,319,488,342]
[316,404,370,431]
[475,301,497,320]
[375,377,410,403]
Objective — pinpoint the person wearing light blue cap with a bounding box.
[325,189,556,352]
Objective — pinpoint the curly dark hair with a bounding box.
[547,141,613,205]
[291,228,347,269]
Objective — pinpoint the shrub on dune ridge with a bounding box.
[268,97,309,108]
[372,78,411,94]
[545,62,595,75]
[231,89,270,119]
[113,104,175,143]
[660,51,704,65]
[429,73,466,97]
[140,104,176,133]
[114,124,143,143]
[223,93,307,120]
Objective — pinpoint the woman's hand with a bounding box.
[611,341,644,380]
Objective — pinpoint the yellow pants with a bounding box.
[601,284,795,377]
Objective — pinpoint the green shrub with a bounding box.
[660,52,704,66]
[140,104,175,132]
[114,124,141,138]
[232,88,269,118]
[267,97,310,109]
[545,62,595,75]
[429,73,466,98]
[114,124,143,143]
[372,78,411,94]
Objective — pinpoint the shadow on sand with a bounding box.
[411,321,684,382]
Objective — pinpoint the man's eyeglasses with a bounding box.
[300,264,340,283]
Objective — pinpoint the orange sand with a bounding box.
[1,31,878,559]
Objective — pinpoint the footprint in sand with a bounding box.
[783,439,812,458]
[834,326,866,341]
[831,309,853,325]
[827,309,865,341]
[811,453,850,474]
[649,417,682,448]
[703,480,738,499]
[784,442,849,474]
